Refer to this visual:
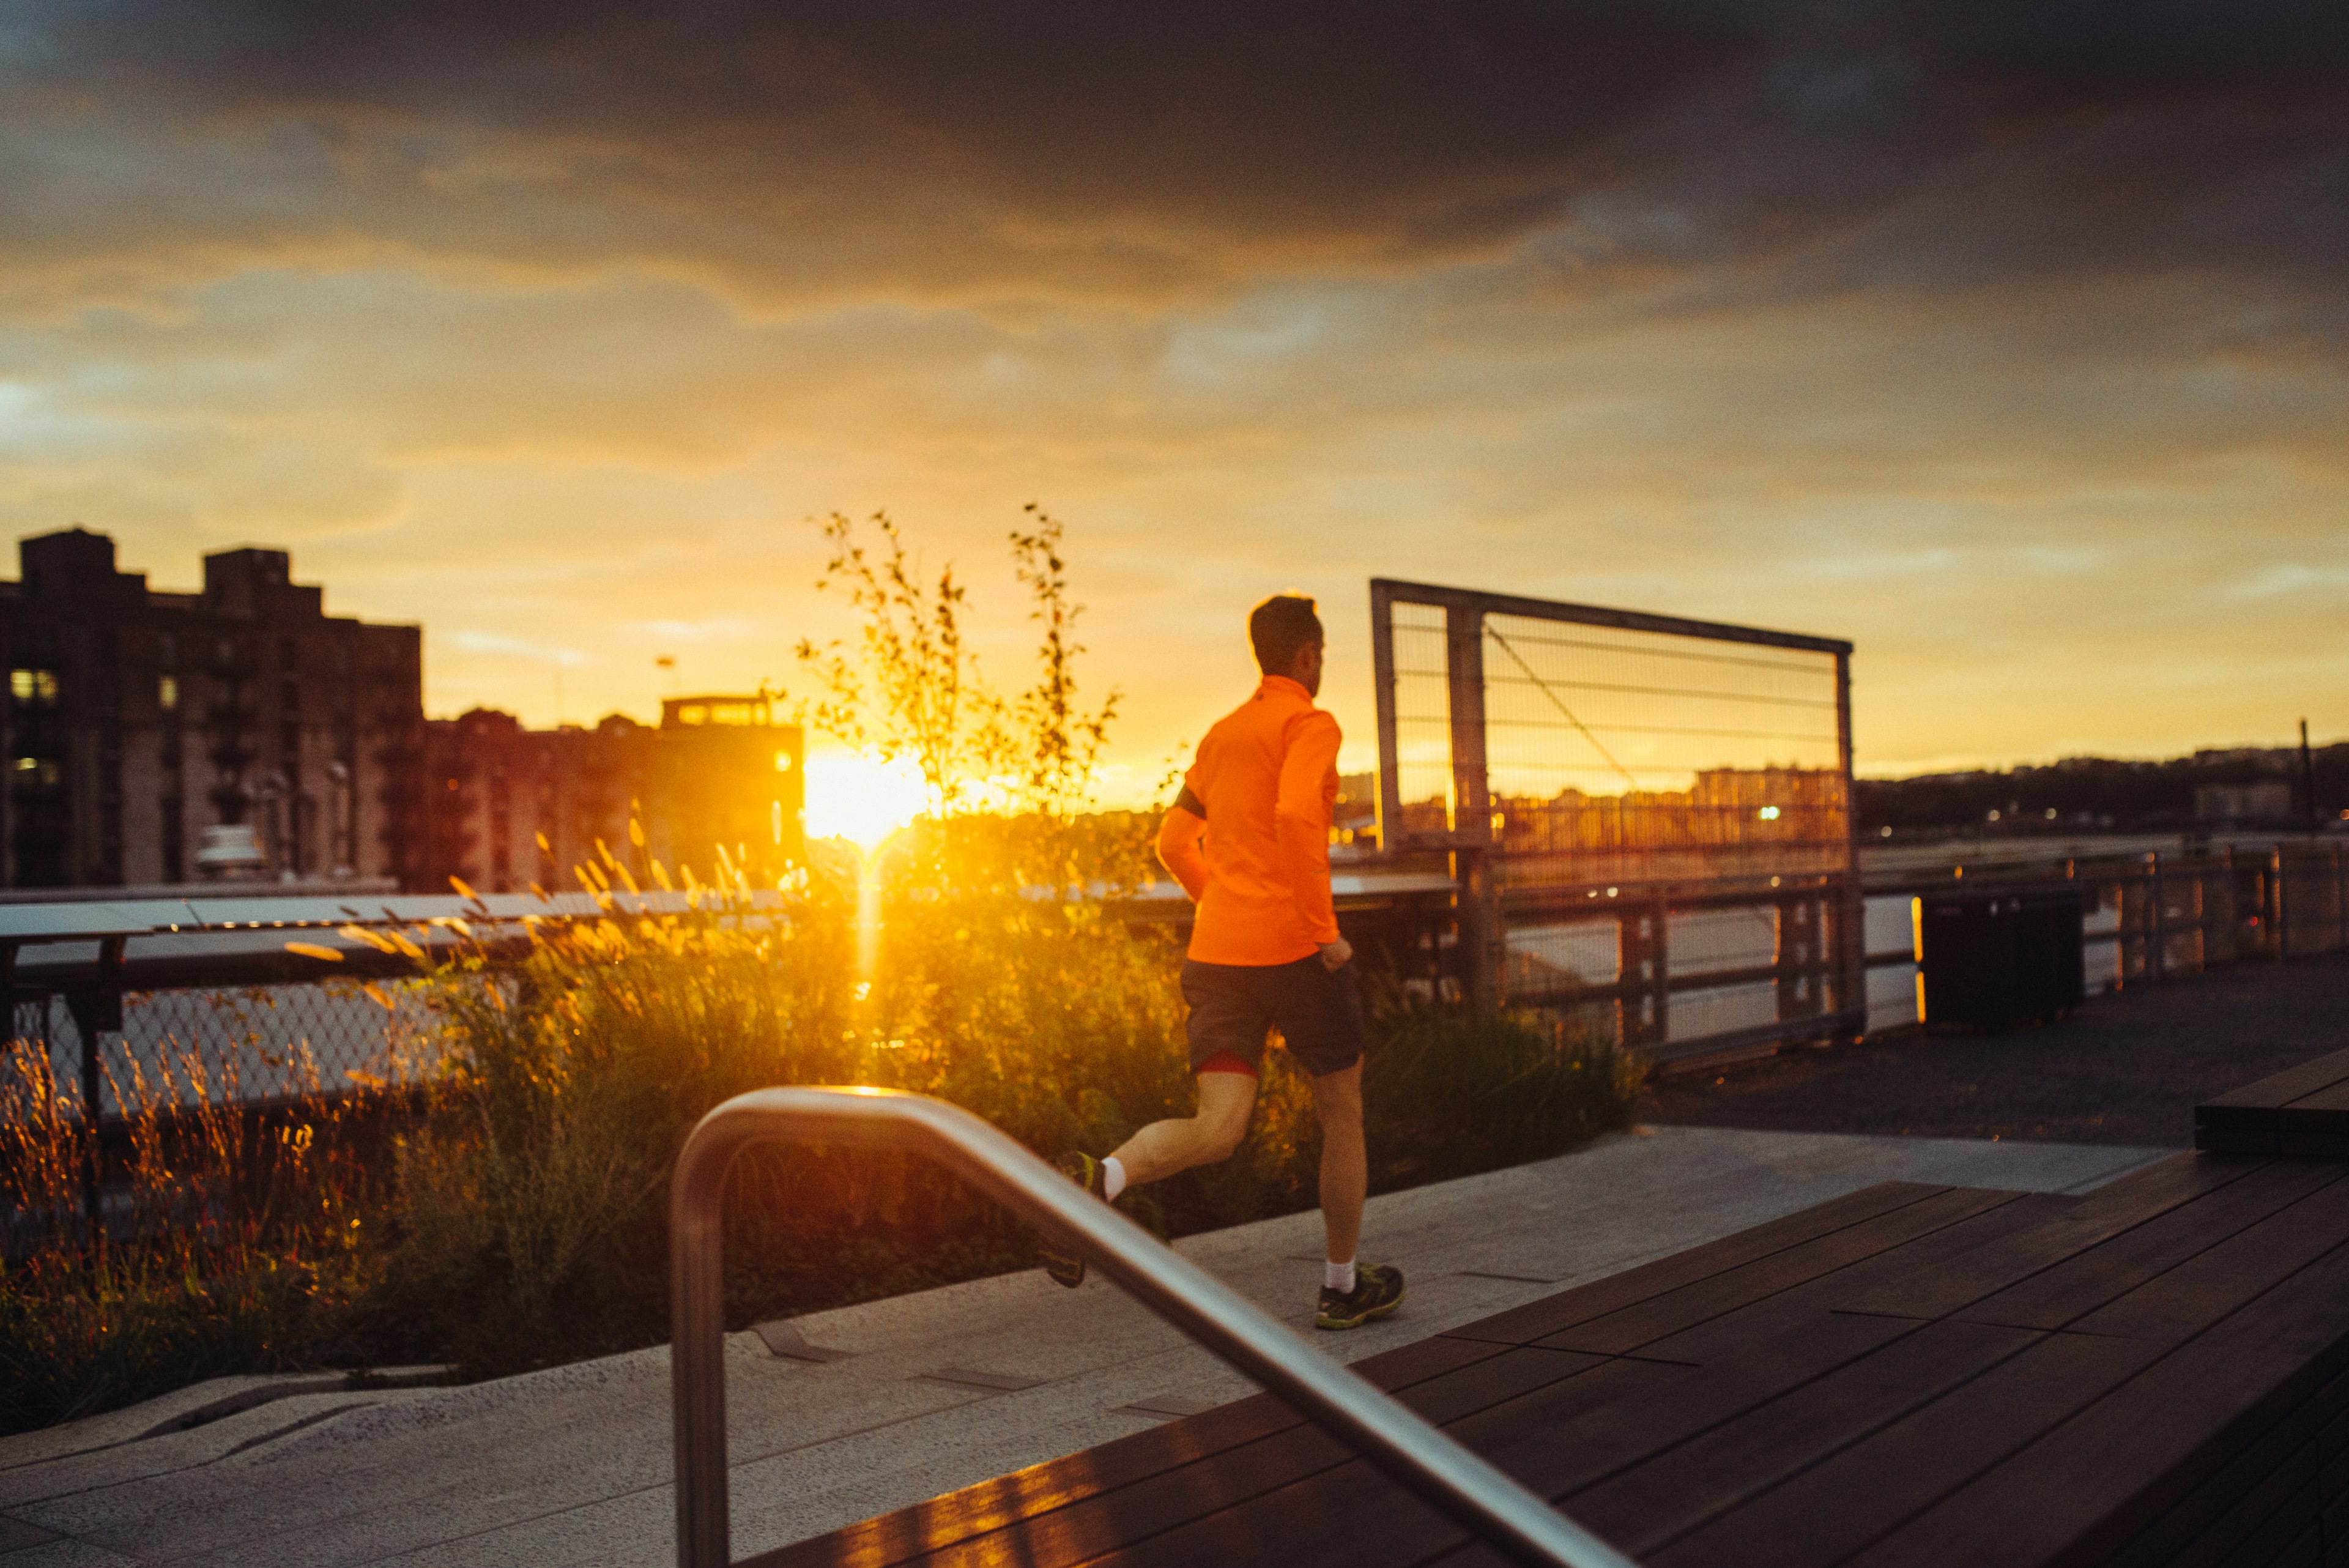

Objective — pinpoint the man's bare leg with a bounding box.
[1308,1061,1366,1265]
[1107,1071,1259,1186]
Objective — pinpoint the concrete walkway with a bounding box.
[0,1126,2168,1567]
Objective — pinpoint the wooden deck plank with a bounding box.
[2194,1240,2349,1371]
[744,1334,1506,1568]
[1637,1193,2077,1364]
[2199,1048,2349,1154]
[1560,1320,2044,1559]
[1530,1187,2021,1357]
[1842,1340,2315,1568]
[1835,1154,2271,1321]
[1091,1311,1915,1568]
[1042,1360,1688,1568]
[1951,1161,2349,1333]
[2200,1049,2349,1123]
[2102,1400,2321,1568]
[919,1351,1646,1568]
[2205,1470,2323,1568]
[1636,1331,2167,1568]
[2278,1081,2349,1157]
[1438,1181,1950,1348]
[2065,1175,2349,1345]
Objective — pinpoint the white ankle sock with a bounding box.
[1324,1258,1357,1292]
[1102,1156,1127,1202]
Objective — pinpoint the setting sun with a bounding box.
[801,749,930,852]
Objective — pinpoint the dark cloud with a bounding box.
[4,0,2342,304]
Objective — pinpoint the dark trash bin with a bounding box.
[1915,886,2085,1030]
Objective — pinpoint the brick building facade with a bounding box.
[417,697,804,894]
[1,529,423,889]
[4,527,804,894]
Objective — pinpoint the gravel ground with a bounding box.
[1641,949,2349,1147]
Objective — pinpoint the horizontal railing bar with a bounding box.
[670,1087,1635,1568]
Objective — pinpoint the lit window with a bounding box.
[774,751,794,771]
[677,704,707,726]
[10,669,59,704]
[159,675,179,711]
[1757,805,1781,820]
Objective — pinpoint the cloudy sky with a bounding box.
[3,1,2343,795]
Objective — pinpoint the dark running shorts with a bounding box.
[1181,954,1365,1080]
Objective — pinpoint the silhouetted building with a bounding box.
[418,696,804,894]
[1,528,423,889]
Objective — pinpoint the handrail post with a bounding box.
[667,1087,1635,1568]
[670,1113,735,1568]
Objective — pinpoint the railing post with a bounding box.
[2273,847,2290,963]
[2221,846,2239,964]
[65,935,127,1233]
[2320,846,2339,959]
[1455,847,1501,1019]
[670,1114,734,1568]
[1650,892,1672,1047]
[2145,853,2167,982]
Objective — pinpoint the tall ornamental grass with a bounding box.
[360,838,1641,1379]
[1,1022,384,1433]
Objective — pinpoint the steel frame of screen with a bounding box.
[1369,578,1865,1061]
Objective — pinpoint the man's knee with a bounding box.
[1198,1109,1251,1161]
[1309,1064,1364,1128]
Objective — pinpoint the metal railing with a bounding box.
[1861,843,2349,1016]
[668,1086,1637,1568]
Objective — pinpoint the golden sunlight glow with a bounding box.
[802,749,929,852]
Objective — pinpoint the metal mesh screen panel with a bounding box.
[1479,611,1847,887]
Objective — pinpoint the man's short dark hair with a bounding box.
[1249,593,1323,675]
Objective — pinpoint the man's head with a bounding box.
[1249,593,1324,696]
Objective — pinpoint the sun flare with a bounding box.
[802,749,930,852]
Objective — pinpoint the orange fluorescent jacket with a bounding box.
[1156,674,1341,965]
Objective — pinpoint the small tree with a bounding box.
[789,507,1119,823]
[1010,505,1119,822]
[792,511,1011,816]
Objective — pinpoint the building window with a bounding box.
[158,674,179,711]
[9,669,59,705]
[158,633,177,668]
[11,756,61,791]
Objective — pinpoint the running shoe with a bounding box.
[1040,1151,1107,1288]
[1315,1261,1406,1331]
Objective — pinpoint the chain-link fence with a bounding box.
[9,979,442,1120]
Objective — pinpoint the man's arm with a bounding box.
[1156,784,1209,902]
[1272,711,1345,961]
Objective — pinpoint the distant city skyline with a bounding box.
[7,522,2336,803]
[3,5,2343,797]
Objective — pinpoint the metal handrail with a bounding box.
[669,1085,1638,1568]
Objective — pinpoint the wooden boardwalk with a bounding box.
[760,1054,2349,1568]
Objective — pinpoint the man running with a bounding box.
[1043,593,1405,1331]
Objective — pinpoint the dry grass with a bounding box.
[1,1024,385,1434]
